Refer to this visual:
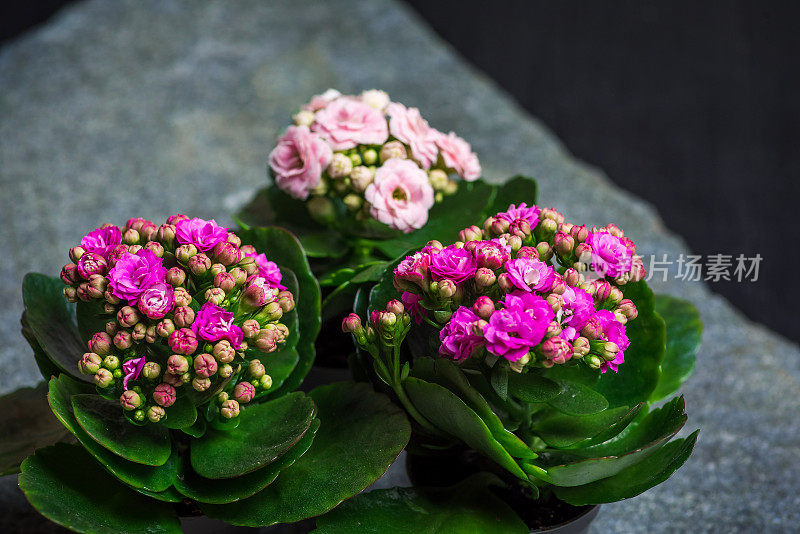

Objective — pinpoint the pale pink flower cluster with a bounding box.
[268,89,482,233]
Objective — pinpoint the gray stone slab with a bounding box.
[0,0,797,532]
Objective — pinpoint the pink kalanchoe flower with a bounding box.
[394,249,434,291]
[302,88,342,111]
[122,356,145,391]
[435,131,482,180]
[495,203,541,227]
[192,302,244,350]
[559,286,596,340]
[175,217,229,252]
[504,258,556,293]
[137,282,176,320]
[430,245,477,284]
[594,309,630,373]
[484,292,554,362]
[108,249,167,305]
[401,291,426,324]
[585,230,634,278]
[472,239,511,270]
[312,98,389,150]
[77,252,108,280]
[386,102,439,169]
[365,158,434,233]
[439,306,485,361]
[269,125,333,200]
[81,225,122,260]
[243,250,285,289]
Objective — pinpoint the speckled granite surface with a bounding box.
[0,1,797,532]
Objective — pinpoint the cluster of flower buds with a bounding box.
[378,203,643,374]
[269,89,482,233]
[61,216,295,425]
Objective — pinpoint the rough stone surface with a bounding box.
[0,0,797,532]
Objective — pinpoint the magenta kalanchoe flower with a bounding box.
[586,230,634,278]
[77,253,108,280]
[393,249,433,292]
[495,203,540,227]
[81,225,123,260]
[559,286,596,340]
[243,250,285,289]
[439,307,485,361]
[503,258,556,293]
[122,356,146,391]
[137,282,175,320]
[484,292,554,362]
[107,249,167,305]
[430,245,477,284]
[593,309,630,373]
[175,217,228,252]
[471,239,511,270]
[192,302,244,350]
[401,291,425,324]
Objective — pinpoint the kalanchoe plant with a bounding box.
[6,217,410,533]
[336,201,701,531]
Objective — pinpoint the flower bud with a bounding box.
[572,337,590,358]
[60,263,80,284]
[173,287,192,307]
[233,382,256,404]
[241,319,260,339]
[127,245,143,255]
[123,228,140,245]
[362,89,390,109]
[475,246,505,271]
[474,267,497,290]
[86,275,108,299]
[546,321,563,338]
[497,272,515,293]
[169,328,198,355]
[69,246,85,263]
[599,341,620,362]
[212,241,242,266]
[193,353,218,378]
[585,354,603,369]
[342,193,362,211]
[436,279,457,299]
[328,153,353,178]
[542,336,573,364]
[554,232,575,257]
[427,169,449,191]
[608,286,623,306]
[146,325,158,343]
[117,306,140,328]
[489,218,510,237]
[163,372,183,386]
[167,354,189,375]
[386,300,405,316]
[176,244,198,263]
[229,267,247,287]
[89,332,113,356]
[144,241,164,258]
[102,302,117,315]
[248,359,266,379]
[472,296,495,320]
[189,377,209,392]
[550,277,567,295]
[218,364,234,379]
[293,109,315,126]
[155,223,177,249]
[189,253,211,276]
[239,256,259,277]
[379,140,407,162]
[220,399,240,419]
[508,352,531,373]
[307,196,337,224]
[259,374,273,390]
[142,361,161,380]
[213,340,236,363]
[564,268,583,287]
[570,224,589,243]
[102,354,120,370]
[156,319,175,338]
[120,390,143,411]
[509,219,531,240]
[630,255,647,282]
[535,218,558,242]
[574,243,593,265]
[342,313,363,334]
[514,246,538,260]
[349,166,374,192]
[591,280,613,302]
[63,286,79,303]
[547,293,563,312]
[506,235,523,252]
[617,299,638,321]
[225,232,242,248]
[94,368,114,388]
[77,253,108,280]
[147,405,166,423]
[253,329,279,353]
[153,383,176,407]
[79,352,102,374]
[131,323,147,342]
[276,291,295,313]
[581,316,604,340]
[75,283,92,302]
[535,241,554,262]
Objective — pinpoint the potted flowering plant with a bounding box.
[235,89,539,366]
[2,216,410,533]
[336,201,702,532]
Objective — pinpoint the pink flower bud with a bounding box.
[472,296,495,319]
[85,275,107,299]
[459,225,483,242]
[165,267,186,287]
[205,287,226,306]
[564,268,583,287]
[239,256,258,277]
[113,330,133,350]
[212,241,242,266]
[123,228,140,245]
[147,405,166,422]
[107,244,129,268]
[617,299,638,321]
[131,323,147,341]
[546,321,563,338]
[542,336,574,364]
[102,302,116,314]
[547,293,563,312]
[77,253,108,280]
[190,377,210,391]
[79,352,102,374]
[474,267,496,289]
[554,232,575,257]
[226,232,242,248]
[570,224,589,243]
[220,399,240,419]
[209,263,226,278]
[69,246,85,263]
[189,253,211,276]
[156,319,175,338]
[497,272,514,293]
[572,337,590,358]
[214,272,236,292]
[233,382,256,403]
[591,280,613,301]
[515,246,538,260]
[386,300,405,316]
[248,359,266,379]
[139,221,158,242]
[490,218,510,236]
[153,383,176,407]
[574,243,592,264]
[436,279,457,299]
[156,224,177,249]
[167,354,189,375]
[173,287,191,308]
[581,316,604,340]
[509,219,531,239]
[144,241,164,258]
[117,306,140,328]
[120,390,143,411]
[89,332,113,355]
[213,340,236,363]
[142,361,161,379]
[229,267,247,287]
[341,313,363,334]
[193,353,218,378]
[127,245,143,255]
[176,244,198,263]
[379,140,407,162]
[277,291,295,313]
[94,368,114,388]
[63,286,78,303]
[61,264,79,284]
[167,214,189,226]
[104,289,121,305]
[535,241,553,262]
[242,319,260,339]
[253,329,279,353]
[171,306,194,329]
[169,328,198,355]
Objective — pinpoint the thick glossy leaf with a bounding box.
[0,382,72,476]
[649,295,702,402]
[508,372,563,404]
[572,403,645,449]
[546,379,608,416]
[71,394,171,466]
[236,184,323,234]
[315,473,528,534]
[543,363,600,387]
[132,485,185,503]
[19,443,181,534]
[202,382,410,527]
[238,227,321,396]
[553,431,698,505]
[48,376,179,492]
[190,391,315,479]
[484,175,538,217]
[176,418,319,504]
[535,406,635,448]
[21,312,64,380]
[404,377,527,480]
[595,281,666,407]
[161,393,197,430]
[251,347,299,394]
[412,359,536,459]
[22,273,90,382]
[76,299,109,347]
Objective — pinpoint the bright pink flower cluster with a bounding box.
[390,204,644,373]
[62,216,296,425]
[268,89,482,233]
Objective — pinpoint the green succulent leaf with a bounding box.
[161,393,197,430]
[237,227,321,396]
[75,299,109,347]
[543,363,600,386]
[507,371,563,404]
[552,430,699,505]
[250,347,299,394]
[595,281,666,407]
[0,382,72,476]
[649,295,702,402]
[21,312,68,380]
[131,485,185,503]
[202,381,410,527]
[535,405,639,449]
[19,443,181,534]
[176,418,319,504]
[314,473,528,534]
[546,379,609,416]
[572,403,645,449]
[190,391,315,479]
[404,377,528,481]
[22,273,90,382]
[70,394,171,466]
[483,175,538,217]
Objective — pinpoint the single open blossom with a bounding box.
[435,131,481,181]
[559,286,595,340]
[269,125,333,200]
[504,258,555,292]
[484,292,554,362]
[430,245,477,284]
[365,158,434,233]
[108,249,167,305]
[122,356,145,390]
[192,302,244,350]
[394,249,433,291]
[175,217,228,252]
[386,102,439,168]
[401,291,426,324]
[594,309,630,373]
[312,98,388,150]
[495,203,541,227]
[439,306,485,361]
[137,282,175,320]
[81,225,122,259]
[586,230,633,278]
[244,250,285,289]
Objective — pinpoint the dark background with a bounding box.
[3,1,798,344]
